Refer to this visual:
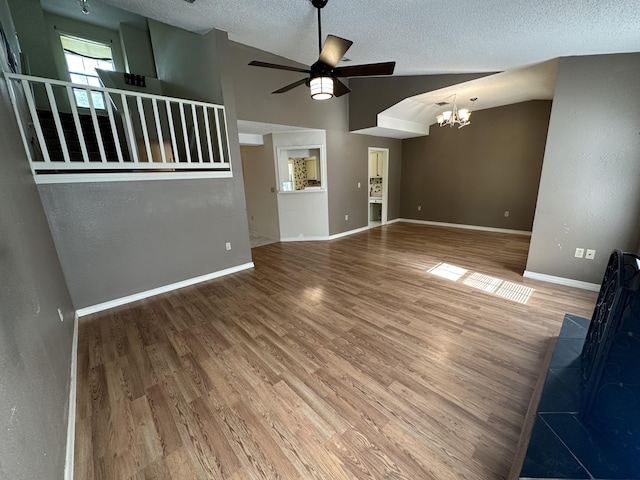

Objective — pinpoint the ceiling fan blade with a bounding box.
[333,61,396,78]
[272,77,309,94]
[333,78,351,97]
[249,60,311,74]
[318,34,353,68]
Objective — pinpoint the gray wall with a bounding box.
[7,0,57,77]
[38,179,252,309]
[400,101,551,231]
[327,130,402,232]
[119,22,156,78]
[149,19,222,103]
[526,53,640,284]
[229,42,348,131]
[349,73,493,131]
[229,41,403,235]
[39,25,251,310]
[0,3,75,477]
[241,139,280,240]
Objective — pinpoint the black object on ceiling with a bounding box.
[248,0,395,99]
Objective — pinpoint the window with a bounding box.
[60,35,114,109]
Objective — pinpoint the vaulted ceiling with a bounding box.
[96,0,639,76]
[42,0,640,137]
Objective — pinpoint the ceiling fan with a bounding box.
[248,0,396,100]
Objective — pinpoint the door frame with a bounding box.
[368,147,389,225]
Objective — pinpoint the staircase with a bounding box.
[36,110,127,163]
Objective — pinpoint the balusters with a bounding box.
[4,73,231,178]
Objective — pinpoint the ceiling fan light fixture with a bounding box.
[248,0,394,99]
[310,76,333,100]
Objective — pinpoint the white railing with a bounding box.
[4,73,232,183]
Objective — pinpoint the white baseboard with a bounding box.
[283,222,402,243]
[64,312,79,480]
[328,226,371,240]
[523,271,601,291]
[386,218,401,225]
[282,224,385,242]
[280,235,330,242]
[76,262,255,316]
[398,218,532,236]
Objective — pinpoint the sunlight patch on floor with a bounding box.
[427,263,468,281]
[427,263,534,304]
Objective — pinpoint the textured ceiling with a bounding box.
[99,0,640,76]
[43,0,147,30]
[45,0,639,137]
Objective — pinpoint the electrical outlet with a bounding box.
[417,205,422,211]
[345,214,349,221]
[586,249,596,260]
[225,242,231,251]
[357,182,361,188]
[504,210,510,217]
[57,307,64,322]
[575,248,584,258]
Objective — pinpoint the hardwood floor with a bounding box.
[74,223,598,479]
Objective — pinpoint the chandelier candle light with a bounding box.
[436,95,477,129]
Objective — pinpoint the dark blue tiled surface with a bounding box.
[549,338,584,369]
[521,417,590,479]
[538,368,581,413]
[559,314,590,339]
[520,313,640,479]
[542,413,640,479]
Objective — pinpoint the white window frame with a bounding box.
[60,34,115,110]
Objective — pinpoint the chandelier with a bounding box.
[436,95,477,129]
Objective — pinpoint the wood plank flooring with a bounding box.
[74,223,598,479]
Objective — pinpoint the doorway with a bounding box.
[368,147,389,227]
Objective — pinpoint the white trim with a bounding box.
[367,147,390,226]
[280,236,330,242]
[76,262,254,316]
[277,188,327,194]
[398,218,532,236]
[377,113,430,137]
[238,133,264,146]
[523,271,600,291]
[329,226,371,240]
[34,171,233,184]
[283,223,402,242]
[275,144,326,194]
[64,312,79,480]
